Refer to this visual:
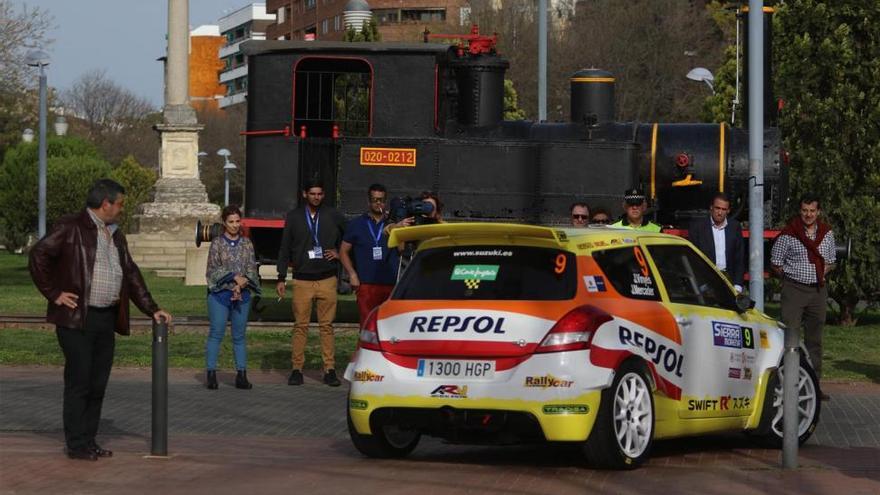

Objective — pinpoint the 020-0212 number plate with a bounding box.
[416,359,495,379]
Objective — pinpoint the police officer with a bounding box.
[611,188,662,232]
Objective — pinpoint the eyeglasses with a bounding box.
[369,197,386,203]
[571,214,588,220]
[591,218,610,224]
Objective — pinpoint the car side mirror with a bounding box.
[735,294,755,313]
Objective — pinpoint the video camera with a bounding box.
[388,196,437,225]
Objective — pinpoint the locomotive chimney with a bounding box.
[741,3,776,126]
[451,53,509,127]
[570,69,615,125]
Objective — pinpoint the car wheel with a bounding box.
[347,405,420,459]
[584,361,655,469]
[754,356,821,447]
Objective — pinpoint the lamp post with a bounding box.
[216,149,237,206]
[26,50,50,239]
[22,129,34,143]
[54,115,68,136]
[686,67,716,94]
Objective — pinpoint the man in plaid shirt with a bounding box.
[771,193,836,400]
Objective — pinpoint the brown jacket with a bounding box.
[29,210,159,335]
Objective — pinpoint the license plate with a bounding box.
[417,359,495,379]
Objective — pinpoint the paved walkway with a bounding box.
[1,366,879,494]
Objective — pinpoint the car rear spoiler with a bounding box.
[387,222,569,247]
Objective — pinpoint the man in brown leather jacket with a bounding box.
[29,179,172,461]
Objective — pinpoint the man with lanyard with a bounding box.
[771,193,836,400]
[276,180,347,387]
[339,184,400,327]
[688,192,745,293]
[611,188,662,232]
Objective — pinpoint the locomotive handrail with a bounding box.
[240,126,291,137]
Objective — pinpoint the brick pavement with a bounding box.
[1,366,879,495]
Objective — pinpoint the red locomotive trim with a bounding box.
[666,228,781,239]
[241,218,285,228]
[240,127,291,137]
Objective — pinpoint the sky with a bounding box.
[21,0,250,108]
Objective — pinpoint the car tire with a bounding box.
[347,405,420,459]
[584,360,655,469]
[752,354,821,447]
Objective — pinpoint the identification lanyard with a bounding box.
[305,208,320,247]
[367,217,385,261]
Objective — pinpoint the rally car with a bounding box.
[344,223,820,469]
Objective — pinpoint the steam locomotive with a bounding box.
[235,27,785,264]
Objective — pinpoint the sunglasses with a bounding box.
[592,218,610,224]
[571,214,589,220]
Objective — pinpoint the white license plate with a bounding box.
[416,359,495,379]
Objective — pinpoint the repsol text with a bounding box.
[619,325,684,377]
[410,316,507,334]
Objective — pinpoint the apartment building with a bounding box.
[218,3,276,108]
[265,0,472,43]
[189,25,226,110]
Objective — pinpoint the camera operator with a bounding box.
[383,190,444,238]
[339,184,400,327]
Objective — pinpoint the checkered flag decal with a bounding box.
[464,279,480,289]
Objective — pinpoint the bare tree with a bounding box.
[61,70,160,167]
[0,0,54,93]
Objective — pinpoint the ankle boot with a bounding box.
[206,370,218,390]
[235,370,253,390]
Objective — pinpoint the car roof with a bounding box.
[388,222,687,254]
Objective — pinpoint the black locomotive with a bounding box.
[237,29,785,263]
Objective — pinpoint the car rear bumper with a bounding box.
[345,348,611,441]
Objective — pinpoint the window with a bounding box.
[234,53,245,66]
[393,246,577,301]
[334,15,341,31]
[592,246,661,301]
[647,244,737,310]
[277,6,285,24]
[460,7,471,26]
[294,57,372,136]
[322,18,329,34]
[374,9,399,24]
[306,0,316,9]
[401,9,446,23]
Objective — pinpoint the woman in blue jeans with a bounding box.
[205,205,260,390]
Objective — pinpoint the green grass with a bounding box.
[0,251,359,322]
[3,252,878,381]
[0,328,358,370]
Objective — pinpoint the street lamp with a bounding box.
[216,149,237,206]
[22,128,34,143]
[54,115,68,136]
[26,49,50,239]
[686,67,715,94]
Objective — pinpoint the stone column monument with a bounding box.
[130,0,220,277]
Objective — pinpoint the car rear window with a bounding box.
[392,246,577,300]
[591,246,661,301]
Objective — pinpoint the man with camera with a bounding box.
[276,180,347,387]
[339,184,401,327]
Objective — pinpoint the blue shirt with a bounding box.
[343,214,399,285]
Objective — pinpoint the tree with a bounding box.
[110,155,156,233]
[61,70,160,168]
[0,136,109,251]
[773,0,880,325]
[344,19,381,42]
[196,105,246,206]
[0,1,53,160]
[503,79,526,120]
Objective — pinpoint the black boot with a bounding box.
[205,370,219,390]
[206,370,218,390]
[235,370,253,389]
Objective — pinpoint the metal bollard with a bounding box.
[151,317,169,457]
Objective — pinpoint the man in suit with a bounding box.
[688,192,745,293]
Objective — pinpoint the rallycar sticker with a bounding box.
[352,369,385,382]
[524,374,574,388]
[582,275,607,293]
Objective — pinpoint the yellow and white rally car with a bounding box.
[344,223,821,469]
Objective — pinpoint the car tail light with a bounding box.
[536,305,613,353]
[357,307,382,351]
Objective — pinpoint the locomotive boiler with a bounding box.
[235,32,785,264]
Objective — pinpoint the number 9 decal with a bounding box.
[633,246,649,277]
[554,253,567,274]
